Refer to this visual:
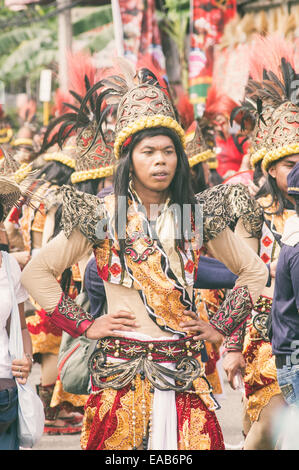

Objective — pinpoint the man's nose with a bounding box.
[153,150,166,164]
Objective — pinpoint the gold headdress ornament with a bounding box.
[77,57,186,160]
[0,145,41,218]
[185,120,215,168]
[41,57,117,183]
[231,34,298,170]
[0,127,13,145]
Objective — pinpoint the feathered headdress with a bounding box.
[41,53,117,183]
[0,145,42,218]
[76,57,185,160]
[230,34,299,169]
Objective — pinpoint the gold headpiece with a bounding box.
[262,101,299,171]
[249,105,275,168]
[185,121,215,168]
[71,125,115,183]
[77,58,186,160]
[230,34,299,170]
[114,83,185,159]
[41,74,117,183]
[0,146,40,218]
[0,127,13,144]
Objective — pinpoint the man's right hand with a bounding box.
[222,351,246,389]
[84,311,140,340]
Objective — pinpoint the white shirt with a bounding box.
[0,253,28,379]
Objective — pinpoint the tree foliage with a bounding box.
[0,3,113,90]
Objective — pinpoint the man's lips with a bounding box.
[152,171,169,178]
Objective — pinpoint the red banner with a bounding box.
[189,0,236,116]
[119,0,166,71]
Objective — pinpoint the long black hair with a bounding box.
[255,156,295,214]
[190,162,209,193]
[73,178,104,196]
[35,160,74,187]
[114,126,196,264]
[253,159,269,200]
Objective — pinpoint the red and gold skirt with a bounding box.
[80,335,225,451]
[243,296,281,423]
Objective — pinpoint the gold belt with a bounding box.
[88,336,205,392]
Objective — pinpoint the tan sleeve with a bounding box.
[21,229,92,312]
[205,227,268,304]
[234,218,259,254]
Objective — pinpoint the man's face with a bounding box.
[268,154,299,196]
[131,134,178,197]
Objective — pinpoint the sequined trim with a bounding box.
[210,285,253,337]
[96,336,205,362]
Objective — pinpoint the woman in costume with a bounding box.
[21,62,268,450]
[222,34,299,450]
[0,148,39,450]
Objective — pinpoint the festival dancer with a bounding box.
[222,34,299,449]
[21,61,268,450]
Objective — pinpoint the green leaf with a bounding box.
[79,24,114,53]
[72,5,113,36]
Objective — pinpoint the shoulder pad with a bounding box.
[60,185,107,244]
[196,183,263,243]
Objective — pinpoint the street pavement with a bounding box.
[27,361,244,451]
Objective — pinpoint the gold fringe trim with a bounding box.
[12,138,33,147]
[250,147,267,168]
[0,128,13,143]
[114,114,186,159]
[44,152,76,169]
[14,163,32,183]
[288,186,299,192]
[71,165,114,183]
[262,143,299,171]
[188,149,214,167]
[208,160,218,169]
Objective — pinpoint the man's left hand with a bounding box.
[180,311,224,344]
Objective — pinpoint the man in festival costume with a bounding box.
[223,34,299,450]
[21,59,268,450]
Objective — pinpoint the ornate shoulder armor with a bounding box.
[196,183,263,243]
[60,185,107,244]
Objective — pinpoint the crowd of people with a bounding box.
[0,33,299,451]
